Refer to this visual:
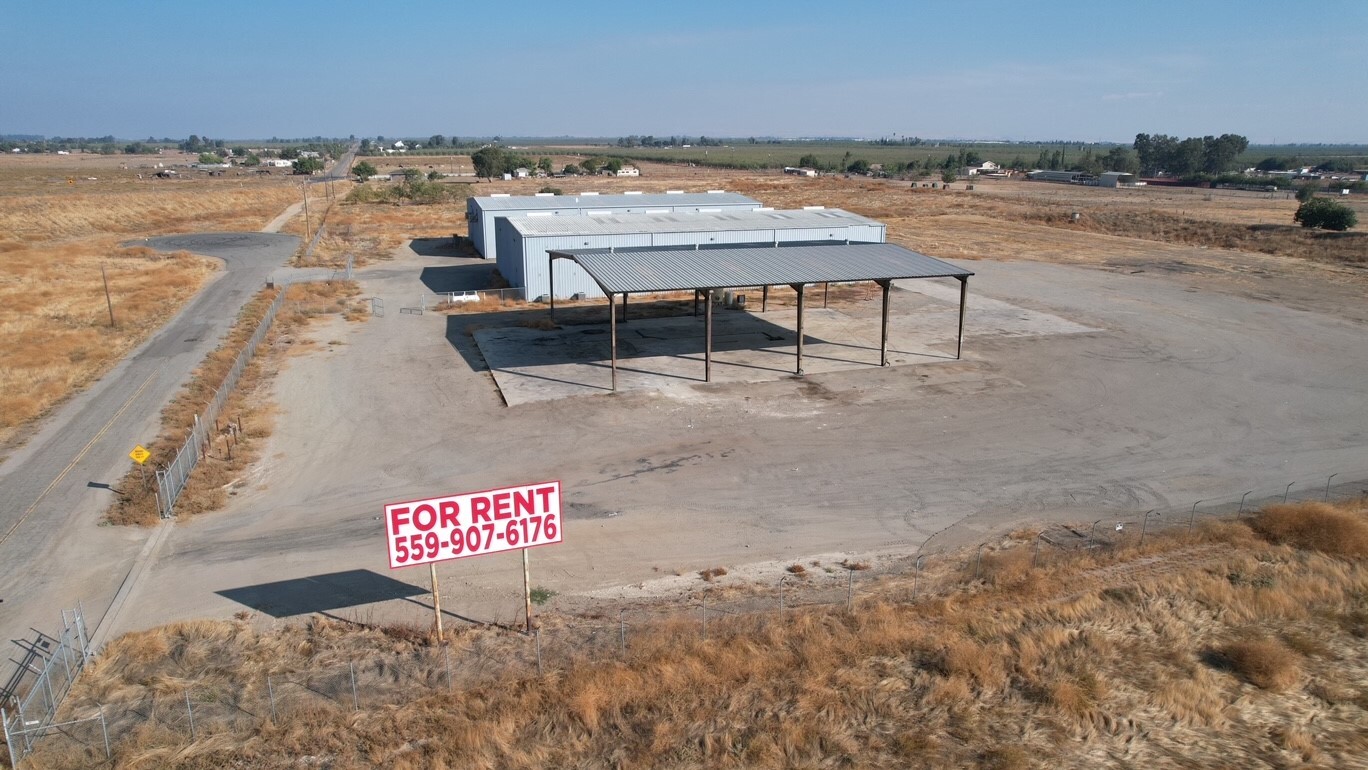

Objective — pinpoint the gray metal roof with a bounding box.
[506,208,881,236]
[472,191,760,212]
[552,243,973,294]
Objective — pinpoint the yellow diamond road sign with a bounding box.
[129,445,151,465]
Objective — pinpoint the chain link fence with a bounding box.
[2,609,98,768]
[154,286,289,518]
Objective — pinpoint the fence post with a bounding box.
[1189,500,1203,532]
[846,568,854,610]
[1283,482,1294,503]
[444,648,453,691]
[1140,510,1159,547]
[349,663,359,711]
[619,611,626,655]
[185,690,195,741]
[267,676,277,722]
[1238,491,1252,516]
[1325,474,1338,502]
[701,600,708,640]
[3,707,19,770]
[974,543,986,579]
[99,706,111,760]
[535,630,543,676]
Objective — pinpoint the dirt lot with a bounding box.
[110,171,1368,634]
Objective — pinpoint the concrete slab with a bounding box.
[475,280,1097,405]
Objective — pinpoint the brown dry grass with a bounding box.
[1251,501,1368,557]
[106,280,365,525]
[0,157,302,451]
[33,501,1368,769]
[1220,635,1302,691]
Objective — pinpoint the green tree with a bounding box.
[604,158,623,173]
[429,134,446,147]
[846,158,870,174]
[580,157,601,174]
[280,147,300,160]
[1255,156,1291,172]
[1201,134,1249,174]
[293,157,325,175]
[427,170,442,181]
[353,160,377,181]
[231,147,248,157]
[197,152,220,164]
[797,153,821,169]
[1295,184,1318,203]
[471,146,508,178]
[1101,146,1138,173]
[941,169,957,184]
[1294,198,1357,231]
[537,157,553,174]
[562,164,581,176]
[243,154,261,167]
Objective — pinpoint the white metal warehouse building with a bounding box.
[466,190,763,261]
[496,208,887,300]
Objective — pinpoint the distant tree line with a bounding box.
[616,136,725,148]
[1132,133,1249,177]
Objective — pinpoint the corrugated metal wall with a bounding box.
[516,222,887,299]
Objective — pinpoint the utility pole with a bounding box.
[302,184,311,238]
[101,264,116,327]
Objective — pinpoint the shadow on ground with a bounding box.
[217,569,428,618]
[440,299,868,375]
[420,261,497,293]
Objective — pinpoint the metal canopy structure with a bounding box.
[547,242,974,391]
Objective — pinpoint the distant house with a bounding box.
[263,158,293,168]
[513,167,531,178]
[299,151,320,159]
[961,161,1001,176]
[614,165,640,177]
[784,166,818,177]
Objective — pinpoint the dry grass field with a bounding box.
[0,153,302,450]
[28,500,1368,768]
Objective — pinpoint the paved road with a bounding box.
[0,231,300,661]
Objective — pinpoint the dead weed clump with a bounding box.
[1251,501,1368,557]
[1219,634,1302,691]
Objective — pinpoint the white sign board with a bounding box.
[385,481,561,569]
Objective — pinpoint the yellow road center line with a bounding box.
[0,366,162,547]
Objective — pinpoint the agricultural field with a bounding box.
[554,139,1368,174]
[0,152,306,450]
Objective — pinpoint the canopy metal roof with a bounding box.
[507,208,879,237]
[550,242,972,294]
[471,191,760,211]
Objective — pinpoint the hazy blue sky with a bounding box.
[4,0,1365,143]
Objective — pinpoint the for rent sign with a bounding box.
[384,481,562,569]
